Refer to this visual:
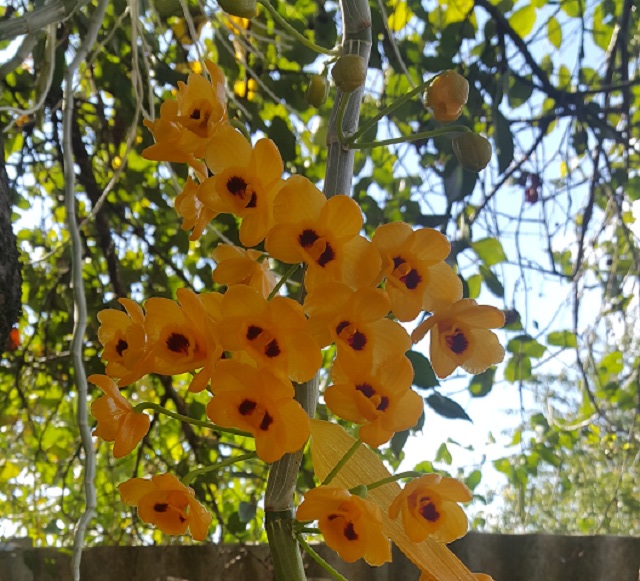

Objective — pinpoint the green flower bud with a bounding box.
[425,70,469,122]
[217,0,258,19]
[331,55,367,93]
[350,484,369,499]
[305,74,329,108]
[452,132,492,172]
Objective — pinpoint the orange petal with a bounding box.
[113,411,151,458]
[321,195,363,240]
[272,175,325,224]
[411,228,451,263]
[461,329,505,374]
[205,125,251,173]
[372,221,412,253]
[118,477,157,505]
[250,138,283,186]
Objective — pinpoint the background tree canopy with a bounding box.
[1,0,639,546]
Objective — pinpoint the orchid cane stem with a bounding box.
[263,0,372,579]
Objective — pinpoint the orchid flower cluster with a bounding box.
[89,58,503,576]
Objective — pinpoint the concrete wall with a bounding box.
[1,533,639,581]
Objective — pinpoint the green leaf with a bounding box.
[406,350,439,389]
[238,501,257,523]
[467,274,482,299]
[504,354,532,382]
[391,429,410,458]
[547,16,562,48]
[466,469,482,490]
[426,393,472,422]
[435,442,453,465]
[469,367,496,397]
[494,109,514,173]
[479,265,505,297]
[561,0,580,17]
[547,330,577,348]
[388,1,413,31]
[507,334,546,358]
[472,237,507,266]
[509,5,536,37]
[592,2,614,50]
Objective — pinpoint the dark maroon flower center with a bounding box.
[420,501,440,522]
[344,522,358,541]
[116,339,128,357]
[239,399,257,415]
[166,333,190,354]
[259,412,274,431]
[446,330,468,354]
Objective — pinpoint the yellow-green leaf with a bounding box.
[388,1,413,31]
[509,5,536,37]
[547,15,562,48]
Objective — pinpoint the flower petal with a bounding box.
[205,125,251,173]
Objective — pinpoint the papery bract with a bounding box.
[89,374,150,458]
[118,473,212,540]
[411,299,505,378]
[296,486,391,566]
[308,420,478,580]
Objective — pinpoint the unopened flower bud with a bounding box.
[305,74,329,108]
[452,132,492,172]
[425,70,469,122]
[217,0,258,19]
[331,55,367,93]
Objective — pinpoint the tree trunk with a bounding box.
[0,131,22,351]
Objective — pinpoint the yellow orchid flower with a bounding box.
[118,473,212,540]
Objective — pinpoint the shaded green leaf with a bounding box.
[469,367,496,397]
[547,330,577,348]
[426,393,472,422]
[479,265,505,297]
[406,350,439,389]
[504,354,532,382]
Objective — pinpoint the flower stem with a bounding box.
[133,401,252,438]
[182,452,256,486]
[350,125,471,150]
[258,0,339,56]
[346,78,431,144]
[297,534,349,581]
[321,438,361,485]
[352,470,425,493]
[268,263,300,300]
